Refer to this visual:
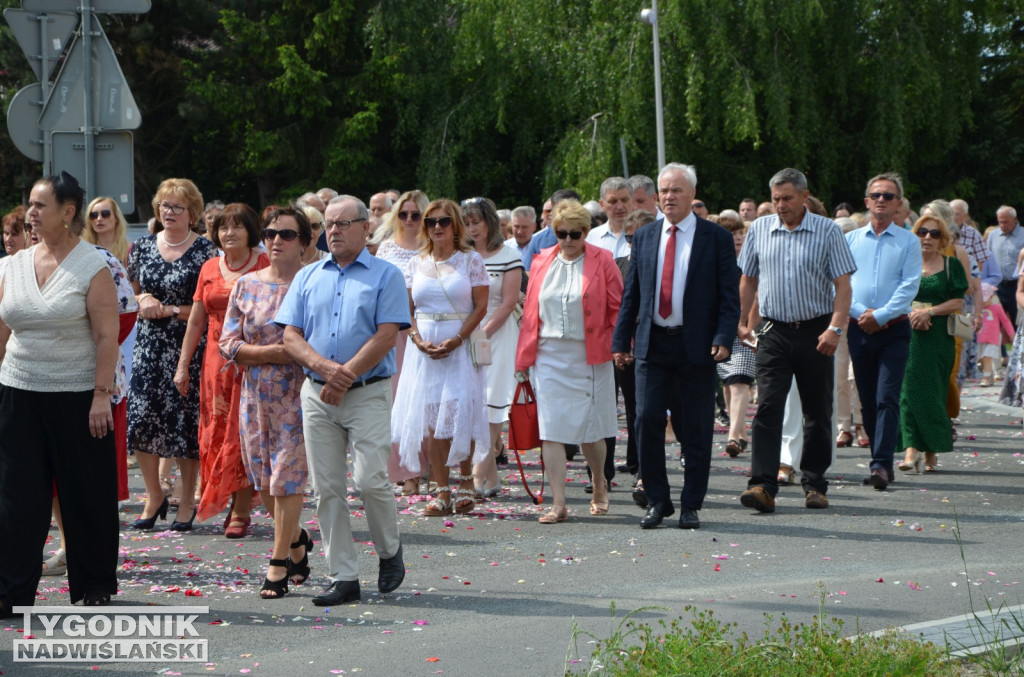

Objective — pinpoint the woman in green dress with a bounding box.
[898,215,968,473]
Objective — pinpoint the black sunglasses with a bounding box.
[555,229,584,240]
[89,209,112,220]
[263,228,299,242]
[916,228,942,239]
[868,192,897,202]
[424,216,453,228]
[399,210,422,222]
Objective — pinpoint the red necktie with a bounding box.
[659,225,677,319]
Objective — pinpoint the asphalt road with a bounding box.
[1,381,1021,677]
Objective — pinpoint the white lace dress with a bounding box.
[392,250,491,472]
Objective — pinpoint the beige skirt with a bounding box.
[533,337,616,444]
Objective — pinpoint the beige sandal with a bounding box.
[454,475,475,514]
[538,505,568,524]
[423,489,453,516]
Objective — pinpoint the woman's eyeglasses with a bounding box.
[263,228,299,241]
[424,216,453,229]
[916,228,942,239]
[399,211,422,222]
[89,209,112,220]
[555,229,584,240]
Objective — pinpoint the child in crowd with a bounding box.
[977,282,1015,386]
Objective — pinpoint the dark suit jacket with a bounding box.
[612,216,740,364]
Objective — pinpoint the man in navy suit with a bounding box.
[612,163,740,529]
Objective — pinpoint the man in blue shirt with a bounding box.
[277,195,410,606]
[987,206,1024,326]
[846,173,921,490]
[521,188,581,271]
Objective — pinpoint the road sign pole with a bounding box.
[39,13,53,175]
[81,0,95,198]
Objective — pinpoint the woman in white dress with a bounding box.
[515,200,622,523]
[463,197,523,498]
[392,199,490,516]
[377,190,431,495]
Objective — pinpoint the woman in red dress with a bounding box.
[174,203,267,535]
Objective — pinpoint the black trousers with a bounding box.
[997,279,1018,327]
[0,387,119,610]
[635,330,716,511]
[748,317,835,496]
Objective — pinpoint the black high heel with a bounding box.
[169,508,197,532]
[260,559,290,599]
[133,497,169,530]
[288,528,314,585]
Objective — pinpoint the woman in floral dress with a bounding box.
[221,206,311,599]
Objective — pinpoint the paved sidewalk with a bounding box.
[1,380,1022,676]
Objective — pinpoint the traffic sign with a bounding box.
[51,130,135,208]
[2,9,79,82]
[38,13,141,131]
[6,83,47,162]
[22,0,151,13]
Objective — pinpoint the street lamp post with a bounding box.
[640,1,665,171]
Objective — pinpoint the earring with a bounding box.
[64,222,70,230]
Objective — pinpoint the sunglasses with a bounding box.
[868,192,897,202]
[399,211,422,222]
[555,229,584,240]
[692,202,705,208]
[916,228,942,239]
[424,216,453,229]
[263,228,299,241]
[89,209,112,220]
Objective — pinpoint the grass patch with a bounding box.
[567,594,957,676]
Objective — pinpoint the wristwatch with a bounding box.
[828,325,843,336]
[172,305,181,317]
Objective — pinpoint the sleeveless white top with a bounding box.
[0,239,107,392]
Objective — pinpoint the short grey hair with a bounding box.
[497,209,511,222]
[950,198,969,214]
[865,172,904,200]
[511,205,536,221]
[297,192,325,211]
[328,194,370,222]
[317,187,339,201]
[629,174,656,197]
[719,209,741,221]
[600,176,631,199]
[583,200,604,218]
[769,168,807,192]
[658,163,698,189]
[997,205,1017,219]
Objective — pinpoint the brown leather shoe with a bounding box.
[805,490,829,509]
[739,486,775,513]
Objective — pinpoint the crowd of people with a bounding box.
[0,165,1021,615]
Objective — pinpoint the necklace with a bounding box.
[161,231,192,247]
[225,249,254,272]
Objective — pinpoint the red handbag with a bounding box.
[507,380,544,504]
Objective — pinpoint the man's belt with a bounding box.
[651,324,684,335]
[308,375,389,389]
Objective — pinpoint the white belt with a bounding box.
[416,312,467,321]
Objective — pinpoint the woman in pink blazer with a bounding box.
[515,200,623,523]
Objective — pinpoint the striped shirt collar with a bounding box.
[769,208,815,233]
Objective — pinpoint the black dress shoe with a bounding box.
[863,468,890,490]
[640,503,674,529]
[631,484,647,509]
[313,580,360,606]
[584,479,610,494]
[616,464,637,474]
[678,509,700,529]
[378,544,405,594]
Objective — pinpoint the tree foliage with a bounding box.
[2,0,1022,222]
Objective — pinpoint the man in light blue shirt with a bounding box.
[846,173,921,490]
[277,195,410,606]
[987,205,1024,325]
[522,188,581,271]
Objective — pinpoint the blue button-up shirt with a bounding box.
[522,227,557,271]
[275,248,411,382]
[738,210,857,322]
[846,222,922,326]
[987,223,1024,281]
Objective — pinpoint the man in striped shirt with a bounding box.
[736,168,857,513]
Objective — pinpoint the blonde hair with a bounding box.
[152,178,204,230]
[83,196,130,262]
[420,198,472,254]
[551,199,592,234]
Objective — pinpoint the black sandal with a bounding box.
[83,591,111,606]
[260,559,290,599]
[288,528,314,585]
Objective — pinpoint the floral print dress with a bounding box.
[220,273,306,496]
